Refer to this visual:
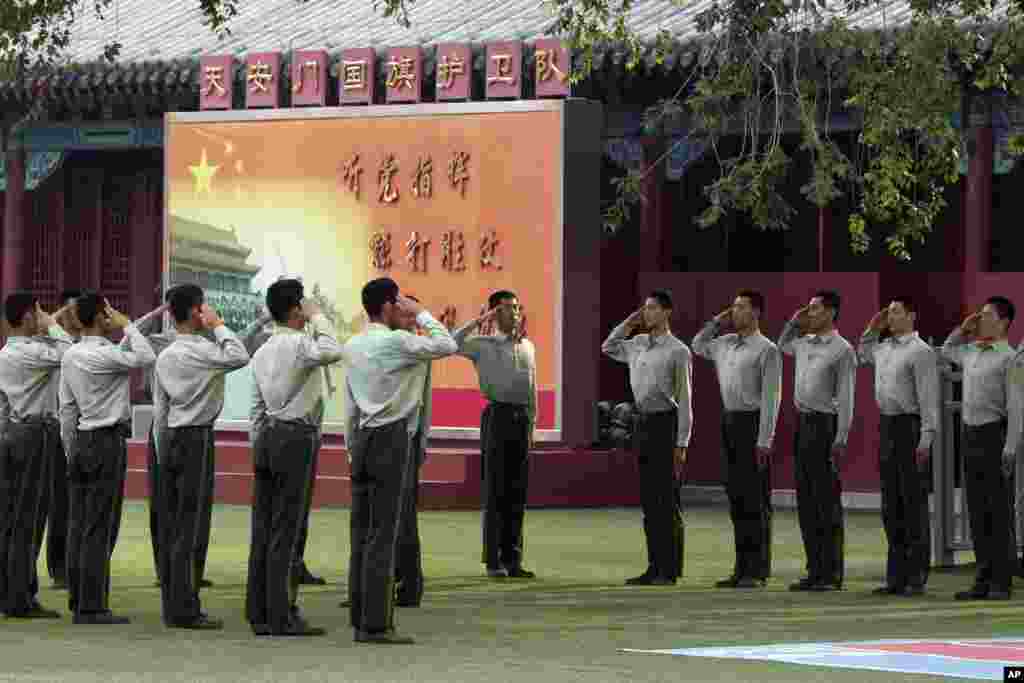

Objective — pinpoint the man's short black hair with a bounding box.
[987,296,1016,326]
[891,296,917,315]
[736,289,765,316]
[488,290,517,310]
[4,292,36,328]
[75,290,105,328]
[60,289,81,303]
[814,290,841,323]
[267,279,304,324]
[362,278,399,318]
[648,289,673,310]
[169,284,204,324]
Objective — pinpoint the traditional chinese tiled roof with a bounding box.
[0,0,1010,106]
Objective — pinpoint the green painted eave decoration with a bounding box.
[0,152,66,192]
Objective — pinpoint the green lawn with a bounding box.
[2,503,1019,682]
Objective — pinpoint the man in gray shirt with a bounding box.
[603,289,691,586]
[778,290,857,592]
[154,284,249,629]
[247,279,344,637]
[941,296,1024,601]
[454,290,537,579]
[60,292,156,624]
[0,293,72,619]
[693,289,782,589]
[859,296,939,597]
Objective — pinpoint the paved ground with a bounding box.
[2,503,1020,682]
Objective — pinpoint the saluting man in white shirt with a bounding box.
[343,277,457,645]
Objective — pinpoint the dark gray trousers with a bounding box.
[879,414,931,588]
[963,420,1015,591]
[159,425,215,624]
[42,436,67,582]
[245,420,317,631]
[348,418,413,634]
[293,433,321,571]
[67,424,128,615]
[794,411,845,585]
[480,403,531,570]
[0,420,54,613]
[722,410,771,580]
[148,426,161,581]
[395,433,424,605]
[633,410,684,579]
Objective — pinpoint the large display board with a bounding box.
[164,101,570,440]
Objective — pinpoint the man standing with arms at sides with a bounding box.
[60,292,155,624]
[0,293,73,618]
[154,284,249,630]
[859,297,940,597]
[940,296,1024,600]
[241,307,327,587]
[343,278,456,644]
[693,289,782,589]
[602,290,691,586]
[453,291,538,579]
[778,291,857,592]
[246,279,343,637]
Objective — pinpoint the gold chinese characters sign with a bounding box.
[165,107,563,433]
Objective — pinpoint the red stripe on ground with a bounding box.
[845,642,1024,662]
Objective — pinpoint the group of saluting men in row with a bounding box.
[1,277,1022,644]
[0,277,536,643]
[604,288,1024,604]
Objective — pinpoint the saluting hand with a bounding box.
[625,307,645,333]
[714,307,733,327]
[103,300,131,330]
[868,308,889,332]
[961,311,982,336]
[35,302,57,331]
[200,303,224,330]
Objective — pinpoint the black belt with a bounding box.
[10,415,58,426]
[637,409,675,419]
[487,401,528,410]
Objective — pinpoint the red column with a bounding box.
[817,205,832,272]
[964,125,994,276]
[640,137,671,271]
[1,148,26,293]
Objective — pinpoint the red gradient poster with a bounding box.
[164,103,564,440]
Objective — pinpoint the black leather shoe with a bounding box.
[872,585,905,595]
[6,605,60,619]
[73,612,131,625]
[625,570,656,586]
[988,589,1012,600]
[903,585,926,597]
[395,597,421,608]
[297,567,327,586]
[169,615,224,630]
[735,577,766,589]
[276,622,327,636]
[809,581,842,592]
[355,629,415,644]
[505,567,536,579]
[251,623,272,636]
[788,577,818,591]
[715,576,740,588]
[486,567,508,578]
[955,585,990,600]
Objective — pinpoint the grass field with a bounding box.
[3,502,1021,682]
